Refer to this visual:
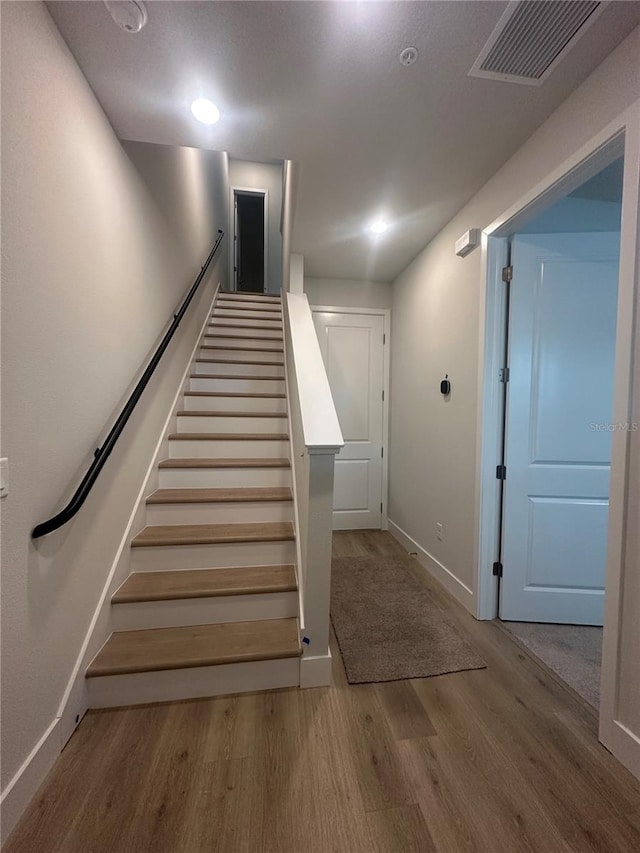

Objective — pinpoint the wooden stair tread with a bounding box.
[158,457,291,469]
[184,391,286,399]
[168,432,289,441]
[178,410,286,418]
[196,357,284,366]
[190,373,284,381]
[86,618,300,677]
[216,304,281,314]
[113,565,297,603]
[131,521,295,548]
[208,322,283,331]
[147,486,293,504]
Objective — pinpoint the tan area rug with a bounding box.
[331,556,486,684]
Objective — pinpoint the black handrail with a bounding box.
[32,230,224,539]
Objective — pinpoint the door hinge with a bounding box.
[382,389,385,401]
[499,367,510,383]
[381,447,384,458]
[493,561,503,578]
[380,502,383,512]
[383,333,386,345]
[496,464,507,480]
[502,265,513,283]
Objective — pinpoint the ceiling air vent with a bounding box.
[468,1,605,86]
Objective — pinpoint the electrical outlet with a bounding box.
[0,458,8,498]
[436,521,443,541]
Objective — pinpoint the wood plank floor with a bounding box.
[6,531,640,852]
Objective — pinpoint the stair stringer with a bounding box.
[54,283,221,746]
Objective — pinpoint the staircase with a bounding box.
[86,290,302,707]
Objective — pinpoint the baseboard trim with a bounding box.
[0,718,60,845]
[388,519,475,614]
[601,719,640,780]
[300,651,332,688]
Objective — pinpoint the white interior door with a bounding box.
[500,232,620,625]
[312,311,384,530]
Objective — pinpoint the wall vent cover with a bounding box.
[468,1,605,86]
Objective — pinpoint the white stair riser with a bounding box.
[112,590,297,631]
[169,438,290,457]
[202,330,282,350]
[177,414,288,433]
[202,342,284,357]
[199,348,283,364]
[189,376,285,394]
[182,394,287,414]
[87,656,299,708]
[210,315,283,330]
[130,539,296,571]
[213,309,282,322]
[158,466,291,488]
[145,500,293,525]
[216,301,282,313]
[207,325,283,339]
[194,361,284,377]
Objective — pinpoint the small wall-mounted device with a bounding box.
[440,375,451,396]
[455,229,480,258]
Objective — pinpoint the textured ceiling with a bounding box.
[47,1,640,282]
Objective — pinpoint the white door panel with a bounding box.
[500,232,619,625]
[312,311,384,530]
[333,460,370,512]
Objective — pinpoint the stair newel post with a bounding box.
[299,448,339,686]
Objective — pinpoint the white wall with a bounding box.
[389,28,640,598]
[229,158,283,293]
[290,254,305,294]
[304,277,392,309]
[389,25,640,759]
[123,139,229,282]
[0,2,227,834]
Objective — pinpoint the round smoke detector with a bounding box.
[399,46,419,67]
[105,1,148,34]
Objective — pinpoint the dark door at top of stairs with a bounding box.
[236,193,265,293]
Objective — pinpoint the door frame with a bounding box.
[310,305,391,531]
[475,104,640,776]
[229,186,269,293]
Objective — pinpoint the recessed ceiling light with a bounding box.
[190,98,220,125]
[105,1,148,34]
[369,220,389,234]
